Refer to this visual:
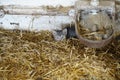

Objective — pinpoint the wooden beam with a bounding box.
[1,5,74,16]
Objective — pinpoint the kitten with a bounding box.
[52,29,67,41]
[52,24,77,41]
[66,25,77,39]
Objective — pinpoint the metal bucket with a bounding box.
[75,13,114,48]
[75,27,113,48]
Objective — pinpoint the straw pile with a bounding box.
[0,28,120,80]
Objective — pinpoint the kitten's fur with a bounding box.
[52,29,67,41]
[52,24,78,41]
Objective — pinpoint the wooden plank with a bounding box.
[1,5,74,16]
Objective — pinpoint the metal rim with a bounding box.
[75,22,114,48]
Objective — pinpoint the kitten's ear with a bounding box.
[62,28,67,35]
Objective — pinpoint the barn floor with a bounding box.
[0,28,120,80]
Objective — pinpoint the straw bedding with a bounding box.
[0,28,120,80]
[79,13,113,41]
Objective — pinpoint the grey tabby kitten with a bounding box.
[52,29,67,41]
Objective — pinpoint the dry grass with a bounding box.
[0,28,120,80]
[79,13,113,41]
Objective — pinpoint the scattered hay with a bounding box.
[78,13,113,41]
[0,28,120,80]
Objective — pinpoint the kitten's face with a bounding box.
[52,29,67,41]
